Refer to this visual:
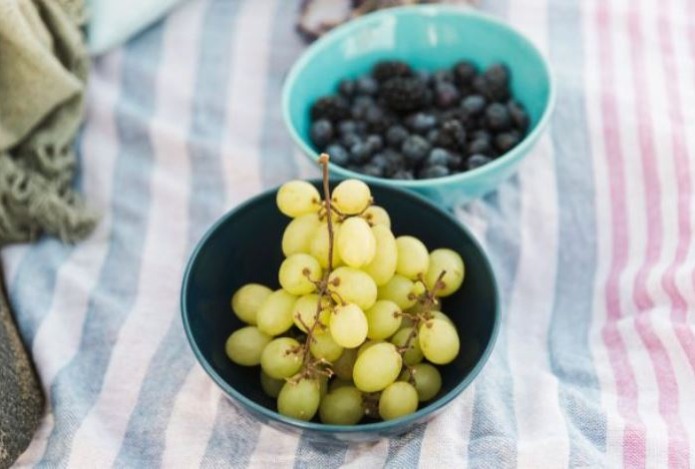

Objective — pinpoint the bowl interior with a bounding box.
[182,181,498,429]
[284,6,552,175]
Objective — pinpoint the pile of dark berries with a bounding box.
[308,60,529,180]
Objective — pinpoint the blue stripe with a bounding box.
[200,398,261,469]
[294,438,348,469]
[385,424,427,467]
[113,0,246,466]
[37,23,165,467]
[547,0,606,465]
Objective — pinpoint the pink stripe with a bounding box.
[595,2,647,467]
[626,1,691,467]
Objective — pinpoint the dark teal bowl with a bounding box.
[181,181,500,442]
[282,5,555,206]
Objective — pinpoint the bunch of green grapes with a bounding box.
[224,177,465,424]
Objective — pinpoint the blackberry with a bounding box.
[311,96,349,122]
[310,119,333,148]
[435,82,461,109]
[326,143,350,166]
[381,77,427,112]
[372,60,412,82]
[440,120,467,149]
[453,61,478,86]
[467,154,492,170]
[432,69,454,84]
[485,103,511,131]
[386,125,409,148]
[481,64,511,101]
[401,135,430,164]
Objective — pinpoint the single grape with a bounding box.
[431,311,454,326]
[231,283,272,325]
[225,326,272,366]
[419,319,460,364]
[292,294,330,333]
[282,213,320,256]
[377,274,417,310]
[378,382,418,420]
[277,378,321,421]
[277,181,321,218]
[328,267,378,310]
[336,217,376,268]
[310,221,343,269]
[363,225,397,286]
[352,342,402,392]
[357,339,384,356]
[331,179,371,215]
[399,363,442,402]
[362,205,391,228]
[365,300,402,340]
[395,236,430,280]
[328,378,353,392]
[309,331,344,362]
[390,327,424,365]
[425,248,465,297]
[330,303,368,348]
[319,375,329,397]
[260,337,303,379]
[260,370,285,398]
[332,348,358,381]
[256,289,296,336]
[278,253,322,296]
[319,386,364,425]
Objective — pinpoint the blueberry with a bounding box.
[507,101,529,131]
[485,103,511,131]
[435,82,461,109]
[326,143,350,166]
[494,131,521,153]
[339,79,356,97]
[472,75,490,97]
[392,169,415,180]
[357,76,379,95]
[453,61,478,85]
[461,95,487,116]
[416,70,432,85]
[361,163,384,177]
[310,119,333,148]
[484,64,510,88]
[401,135,431,163]
[418,165,450,179]
[365,134,383,152]
[365,106,387,132]
[350,141,371,164]
[341,133,360,148]
[467,154,492,170]
[468,138,492,156]
[386,125,409,148]
[351,95,375,119]
[441,120,467,148]
[427,129,441,145]
[406,112,437,134]
[338,120,358,135]
[381,149,406,176]
[426,148,451,167]
[448,152,463,169]
[371,153,388,169]
[433,69,454,83]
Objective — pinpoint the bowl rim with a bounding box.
[281,4,557,188]
[180,179,501,433]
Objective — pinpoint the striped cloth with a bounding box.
[3,0,695,466]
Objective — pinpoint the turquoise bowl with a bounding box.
[282,5,555,206]
[181,180,500,442]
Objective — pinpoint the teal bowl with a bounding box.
[282,5,555,206]
[181,180,500,442]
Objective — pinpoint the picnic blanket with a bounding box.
[3,0,695,467]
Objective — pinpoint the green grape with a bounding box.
[310,221,343,269]
[377,275,417,310]
[260,370,285,398]
[431,311,454,326]
[282,213,320,256]
[332,348,357,381]
[425,248,465,297]
[336,217,376,268]
[365,300,402,340]
[277,378,321,421]
[328,267,377,310]
[399,363,442,402]
[419,319,460,364]
[395,236,430,280]
[328,378,353,392]
[260,337,303,379]
[390,327,424,365]
[378,382,418,420]
[224,326,272,366]
[231,283,272,325]
[309,331,344,362]
[398,315,415,331]
[329,303,368,348]
[278,253,322,296]
[331,179,371,215]
[277,181,321,218]
[319,386,364,425]
[357,339,384,356]
[406,302,440,317]
[319,375,329,397]
[292,294,330,333]
[362,225,397,286]
[362,205,391,228]
[256,289,296,336]
[352,342,402,392]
